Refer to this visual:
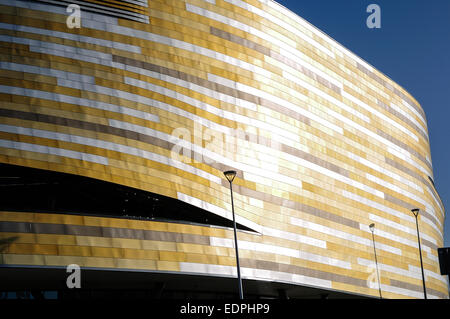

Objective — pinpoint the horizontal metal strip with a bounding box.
[0,108,171,149]
[0,221,346,269]
[385,156,444,215]
[0,138,109,165]
[384,193,441,231]
[355,62,426,121]
[0,23,142,54]
[209,26,341,94]
[377,128,433,172]
[376,99,428,142]
[239,258,367,288]
[220,179,360,230]
[0,221,210,244]
[111,55,312,127]
[389,278,447,299]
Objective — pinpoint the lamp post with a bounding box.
[224,170,243,299]
[369,223,382,299]
[411,208,427,299]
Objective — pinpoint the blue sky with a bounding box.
[275,0,450,246]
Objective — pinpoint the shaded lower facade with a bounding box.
[0,266,372,299]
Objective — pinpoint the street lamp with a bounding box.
[223,170,243,299]
[369,223,382,299]
[411,208,427,299]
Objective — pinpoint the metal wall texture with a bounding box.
[0,0,447,298]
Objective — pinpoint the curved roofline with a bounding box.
[267,0,425,114]
[267,0,446,212]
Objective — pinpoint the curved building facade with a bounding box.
[0,0,447,298]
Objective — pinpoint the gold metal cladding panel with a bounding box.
[0,0,447,298]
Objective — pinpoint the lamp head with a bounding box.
[411,208,420,217]
[369,223,375,232]
[223,170,237,183]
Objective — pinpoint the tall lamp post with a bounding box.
[411,208,427,299]
[369,223,382,299]
[224,170,243,299]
